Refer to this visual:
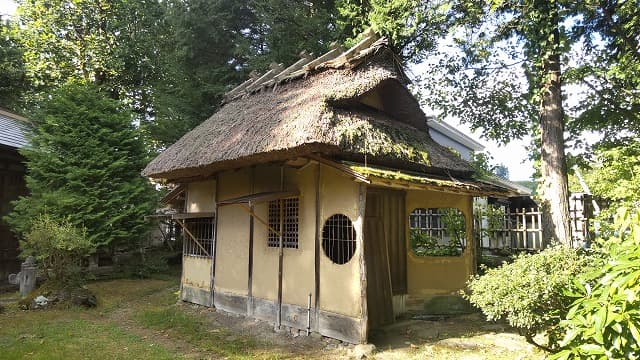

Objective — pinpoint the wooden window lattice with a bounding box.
[267,198,299,248]
[409,208,467,249]
[322,214,357,265]
[182,217,215,257]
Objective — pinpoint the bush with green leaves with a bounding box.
[550,208,640,359]
[410,208,466,256]
[410,229,462,256]
[463,245,595,349]
[22,214,95,285]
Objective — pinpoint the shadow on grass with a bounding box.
[368,314,545,360]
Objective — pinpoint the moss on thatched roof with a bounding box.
[143,43,474,181]
[349,164,515,197]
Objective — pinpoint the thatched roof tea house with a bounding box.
[143,32,512,343]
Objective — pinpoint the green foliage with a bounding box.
[248,0,339,71]
[550,209,640,359]
[566,2,640,141]
[22,214,95,284]
[441,207,466,245]
[146,0,253,147]
[584,140,640,218]
[464,246,595,349]
[474,203,507,242]
[148,0,340,147]
[0,19,28,110]
[410,229,462,256]
[470,153,511,184]
[410,208,465,256]
[15,0,167,101]
[10,0,343,148]
[5,83,157,251]
[420,1,639,148]
[336,0,451,62]
[470,152,499,180]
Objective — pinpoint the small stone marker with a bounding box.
[7,256,38,298]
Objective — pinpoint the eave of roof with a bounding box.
[426,117,485,152]
[0,108,30,149]
[347,163,516,197]
[480,176,533,196]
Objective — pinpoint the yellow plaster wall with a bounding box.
[187,180,216,213]
[250,165,316,307]
[185,163,363,318]
[214,169,251,295]
[405,189,474,295]
[251,165,281,301]
[182,256,212,289]
[281,166,315,307]
[319,166,362,317]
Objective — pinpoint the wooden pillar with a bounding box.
[358,183,368,343]
[314,163,321,331]
[276,166,285,329]
[247,167,255,316]
[211,176,220,306]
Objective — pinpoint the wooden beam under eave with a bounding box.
[366,177,508,197]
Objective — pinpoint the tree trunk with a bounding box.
[539,6,572,246]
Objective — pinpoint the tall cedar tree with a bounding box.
[418,1,640,243]
[418,0,580,243]
[6,84,157,251]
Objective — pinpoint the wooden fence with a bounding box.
[475,194,593,251]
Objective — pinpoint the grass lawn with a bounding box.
[1,279,177,360]
[0,274,545,359]
[0,276,312,359]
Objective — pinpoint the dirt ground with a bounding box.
[183,305,545,359]
[144,286,545,359]
[0,277,546,359]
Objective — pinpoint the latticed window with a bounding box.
[409,208,443,235]
[409,208,466,257]
[182,217,215,257]
[322,214,357,264]
[267,198,299,248]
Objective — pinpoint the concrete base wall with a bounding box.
[181,285,213,307]
[212,289,364,344]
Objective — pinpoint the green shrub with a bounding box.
[463,245,595,349]
[22,214,96,285]
[410,229,462,256]
[137,250,170,278]
[550,208,640,359]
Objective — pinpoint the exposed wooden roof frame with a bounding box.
[217,190,300,206]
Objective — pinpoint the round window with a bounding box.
[322,214,357,264]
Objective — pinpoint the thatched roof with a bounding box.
[143,36,474,181]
